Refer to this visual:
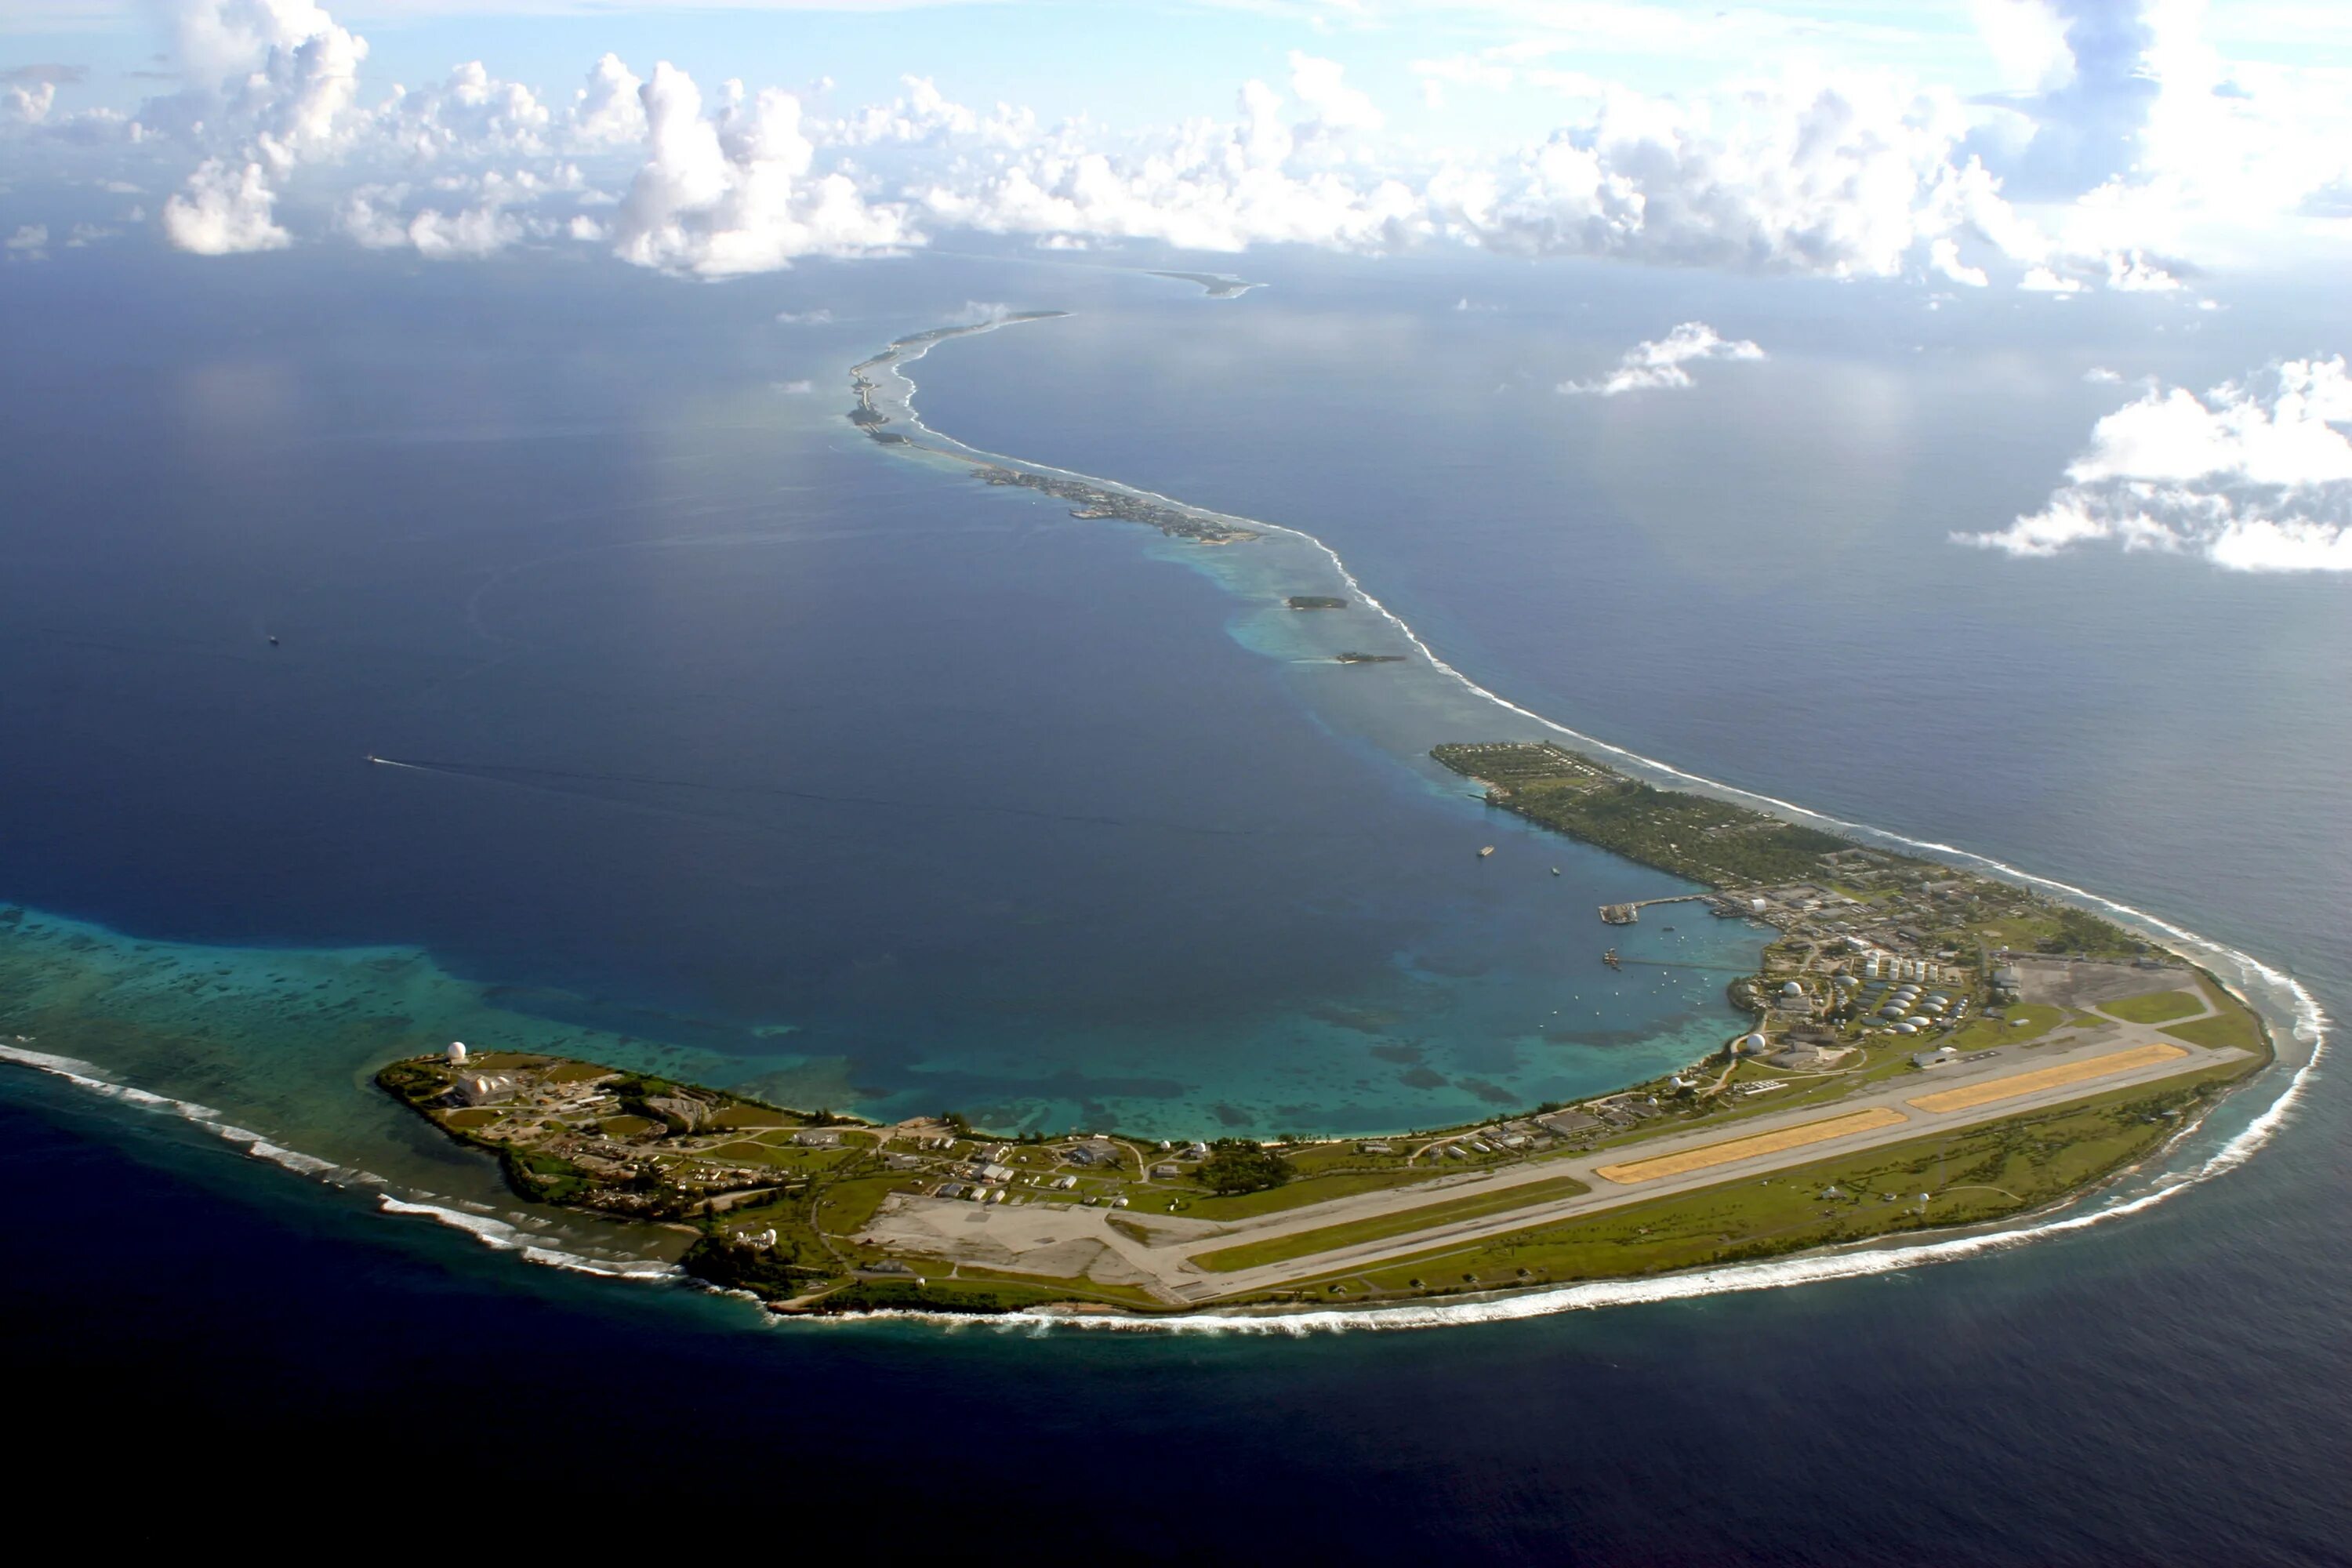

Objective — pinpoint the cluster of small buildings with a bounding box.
[1866,979,1969,1038]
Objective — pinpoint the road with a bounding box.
[860,992,2246,1305]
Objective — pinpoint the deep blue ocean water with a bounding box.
[2,241,2347,1558]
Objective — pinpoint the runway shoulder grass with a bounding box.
[1194,1174,1592,1272]
[1256,1061,2259,1304]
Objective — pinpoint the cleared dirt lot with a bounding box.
[2014,956,2194,1011]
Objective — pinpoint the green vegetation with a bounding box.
[1287,595,1348,610]
[1272,1067,2250,1301]
[1175,1165,1439,1221]
[705,1105,801,1131]
[2167,985,2268,1053]
[1943,1003,2066,1051]
[820,1278,1087,1316]
[1196,1139,1292,1196]
[698,1138,843,1171]
[498,1145,597,1206]
[681,1233,818,1298]
[373,938,2274,1316]
[1432,742,1871,887]
[2100,989,2205,1025]
[2032,906,2146,960]
[1195,1174,1592,1272]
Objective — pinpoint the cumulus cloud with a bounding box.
[913,64,2041,279]
[918,65,1425,254]
[1972,0,2160,199]
[1559,321,1765,396]
[152,0,370,253]
[164,158,289,253]
[2103,247,2184,292]
[5,223,50,260]
[829,74,1032,149]
[1958,355,2352,571]
[2000,2,2352,270]
[4,80,57,125]
[339,175,542,258]
[775,307,832,325]
[377,61,553,164]
[170,0,340,82]
[420,166,578,249]
[1930,235,1990,287]
[38,0,2339,290]
[1446,75,2025,280]
[1973,0,2078,93]
[1287,51,1382,135]
[572,53,647,147]
[608,61,909,276]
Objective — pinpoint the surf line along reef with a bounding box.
[379,742,2270,1317]
[365,318,2280,1319]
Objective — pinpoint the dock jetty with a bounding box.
[1599,894,1710,925]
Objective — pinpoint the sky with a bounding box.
[2,0,2348,569]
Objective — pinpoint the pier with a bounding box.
[1599,894,1710,925]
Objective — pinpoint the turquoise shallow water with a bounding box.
[0,245,2322,1294]
[3,244,2347,1559]
[0,248,1780,1258]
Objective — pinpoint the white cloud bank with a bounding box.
[5,0,2338,294]
[607,63,908,276]
[1958,356,2352,572]
[1559,322,1764,396]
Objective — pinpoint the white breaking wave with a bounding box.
[0,1040,408,1189]
[831,313,2332,1334]
[376,1196,679,1279]
[0,1037,677,1284]
[0,310,2324,1334]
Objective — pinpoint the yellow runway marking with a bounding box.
[1907,1043,2190,1113]
[1595,1107,1909,1185]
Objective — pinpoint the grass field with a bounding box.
[814,1171,918,1238]
[463,1051,548,1069]
[1193,1175,1592,1272]
[1173,1165,1448,1221]
[705,1105,802,1131]
[693,1140,855,1175]
[2165,983,2267,1053]
[2100,989,2205,1025]
[1943,1003,2067,1051]
[1272,1062,2251,1303]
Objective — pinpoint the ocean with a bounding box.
[2,240,2346,1559]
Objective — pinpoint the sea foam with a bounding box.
[816,314,2332,1334]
